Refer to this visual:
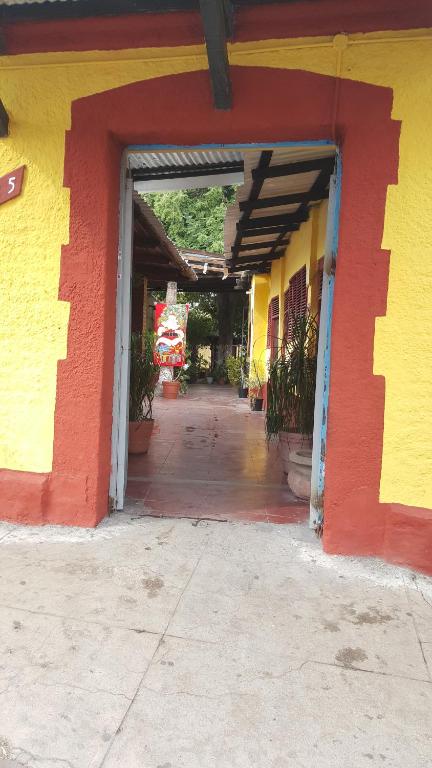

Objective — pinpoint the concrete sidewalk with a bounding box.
[0,514,431,767]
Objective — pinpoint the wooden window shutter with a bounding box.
[284,266,307,343]
[266,302,272,347]
[267,296,279,351]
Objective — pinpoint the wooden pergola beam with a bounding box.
[198,0,232,110]
[238,223,300,237]
[239,188,329,212]
[237,211,309,230]
[267,166,333,258]
[0,100,9,137]
[235,238,290,253]
[227,251,284,266]
[252,156,335,181]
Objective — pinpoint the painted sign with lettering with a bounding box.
[0,166,25,205]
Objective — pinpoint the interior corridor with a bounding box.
[126,384,308,524]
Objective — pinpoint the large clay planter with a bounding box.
[162,380,180,399]
[128,419,154,454]
[279,431,311,475]
[287,448,312,499]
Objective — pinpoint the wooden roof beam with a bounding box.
[0,100,9,137]
[228,251,284,267]
[238,223,301,237]
[267,164,333,258]
[234,239,290,253]
[239,188,329,212]
[238,210,309,230]
[199,0,232,110]
[252,156,335,181]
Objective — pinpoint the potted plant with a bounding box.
[266,311,318,497]
[249,361,264,411]
[129,331,159,454]
[206,368,214,385]
[226,354,249,397]
[162,363,190,399]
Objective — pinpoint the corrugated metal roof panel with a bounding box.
[129,149,243,171]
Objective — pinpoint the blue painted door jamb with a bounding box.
[309,150,342,530]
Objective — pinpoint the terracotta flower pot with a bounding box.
[128,419,154,454]
[287,448,313,499]
[162,380,180,399]
[279,431,311,474]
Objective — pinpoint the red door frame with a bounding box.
[5,65,430,573]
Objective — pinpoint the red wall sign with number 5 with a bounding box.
[0,166,25,205]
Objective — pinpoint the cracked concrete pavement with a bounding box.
[0,513,431,767]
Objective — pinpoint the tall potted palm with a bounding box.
[266,311,318,497]
[128,331,160,454]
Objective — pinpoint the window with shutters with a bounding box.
[267,296,280,360]
[283,265,307,343]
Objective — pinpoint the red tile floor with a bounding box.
[126,384,309,524]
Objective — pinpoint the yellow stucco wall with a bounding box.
[0,46,207,472]
[235,32,432,510]
[1,30,431,510]
[249,275,270,383]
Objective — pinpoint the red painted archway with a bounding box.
[9,64,430,572]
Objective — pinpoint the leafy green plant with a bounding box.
[225,355,243,386]
[248,359,264,394]
[214,361,227,382]
[129,331,160,422]
[173,364,190,394]
[266,311,318,440]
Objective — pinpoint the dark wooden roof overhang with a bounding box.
[133,192,197,284]
[147,246,250,292]
[226,152,335,274]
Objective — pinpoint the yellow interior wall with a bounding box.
[249,275,270,383]
[1,31,431,509]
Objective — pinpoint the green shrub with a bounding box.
[225,355,242,386]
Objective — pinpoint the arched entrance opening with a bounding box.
[54,65,400,562]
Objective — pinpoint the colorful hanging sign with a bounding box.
[154,303,189,367]
[0,166,25,205]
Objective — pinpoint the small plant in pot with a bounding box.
[129,331,160,454]
[205,368,214,385]
[249,361,264,411]
[266,311,318,497]
[226,354,249,397]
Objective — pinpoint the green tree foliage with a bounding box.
[143,186,236,253]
